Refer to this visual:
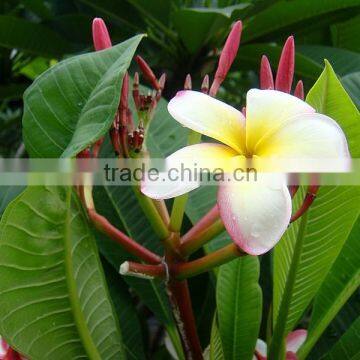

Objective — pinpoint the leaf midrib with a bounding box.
[63,188,102,360]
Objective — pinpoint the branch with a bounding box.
[180,205,224,255]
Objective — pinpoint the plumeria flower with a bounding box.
[142,89,349,254]
[253,329,307,359]
[0,337,9,359]
[0,336,26,360]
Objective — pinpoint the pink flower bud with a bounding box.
[260,55,274,90]
[275,36,295,93]
[92,18,112,51]
[294,80,304,100]
[184,74,192,90]
[209,20,242,96]
[135,55,160,90]
[201,75,210,94]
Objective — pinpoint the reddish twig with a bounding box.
[180,205,223,255]
[290,185,320,223]
[88,209,161,264]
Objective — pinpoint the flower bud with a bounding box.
[260,55,274,90]
[92,18,112,51]
[275,36,295,93]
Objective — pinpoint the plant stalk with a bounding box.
[166,279,203,360]
[88,209,161,265]
[180,205,223,256]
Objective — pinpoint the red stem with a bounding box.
[290,185,319,223]
[180,205,222,254]
[88,209,161,264]
[167,280,203,360]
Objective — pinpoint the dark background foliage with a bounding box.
[0,1,359,359]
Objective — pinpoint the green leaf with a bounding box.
[297,46,360,76]
[270,61,360,358]
[297,217,360,358]
[172,7,233,53]
[0,186,125,359]
[306,61,360,155]
[241,0,360,43]
[76,0,143,32]
[342,72,360,108]
[209,314,225,360]
[127,0,172,25]
[22,35,143,158]
[217,257,262,360]
[102,259,146,360]
[0,15,73,57]
[322,316,360,359]
[331,15,360,52]
[0,186,24,216]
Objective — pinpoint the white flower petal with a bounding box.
[255,339,267,359]
[141,143,237,199]
[0,337,9,358]
[217,175,292,255]
[256,113,350,160]
[168,90,246,153]
[246,89,315,153]
[286,329,307,353]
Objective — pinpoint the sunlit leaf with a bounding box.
[0,186,125,359]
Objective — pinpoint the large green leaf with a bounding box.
[297,45,360,76]
[0,186,24,216]
[331,15,360,52]
[172,8,229,53]
[0,186,125,359]
[297,217,360,358]
[0,15,73,57]
[22,35,143,158]
[322,316,360,359]
[270,61,360,358]
[102,259,146,360]
[208,314,225,360]
[172,6,249,53]
[217,257,262,360]
[241,0,360,43]
[342,71,360,108]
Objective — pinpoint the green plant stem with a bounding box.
[133,185,170,240]
[180,205,224,256]
[169,130,202,233]
[268,212,309,360]
[169,194,189,232]
[174,243,244,280]
[119,243,244,280]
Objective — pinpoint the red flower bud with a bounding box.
[92,18,112,51]
[294,80,304,100]
[201,74,210,94]
[135,55,160,90]
[260,55,274,90]
[209,20,242,97]
[184,74,192,90]
[275,36,295,93]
